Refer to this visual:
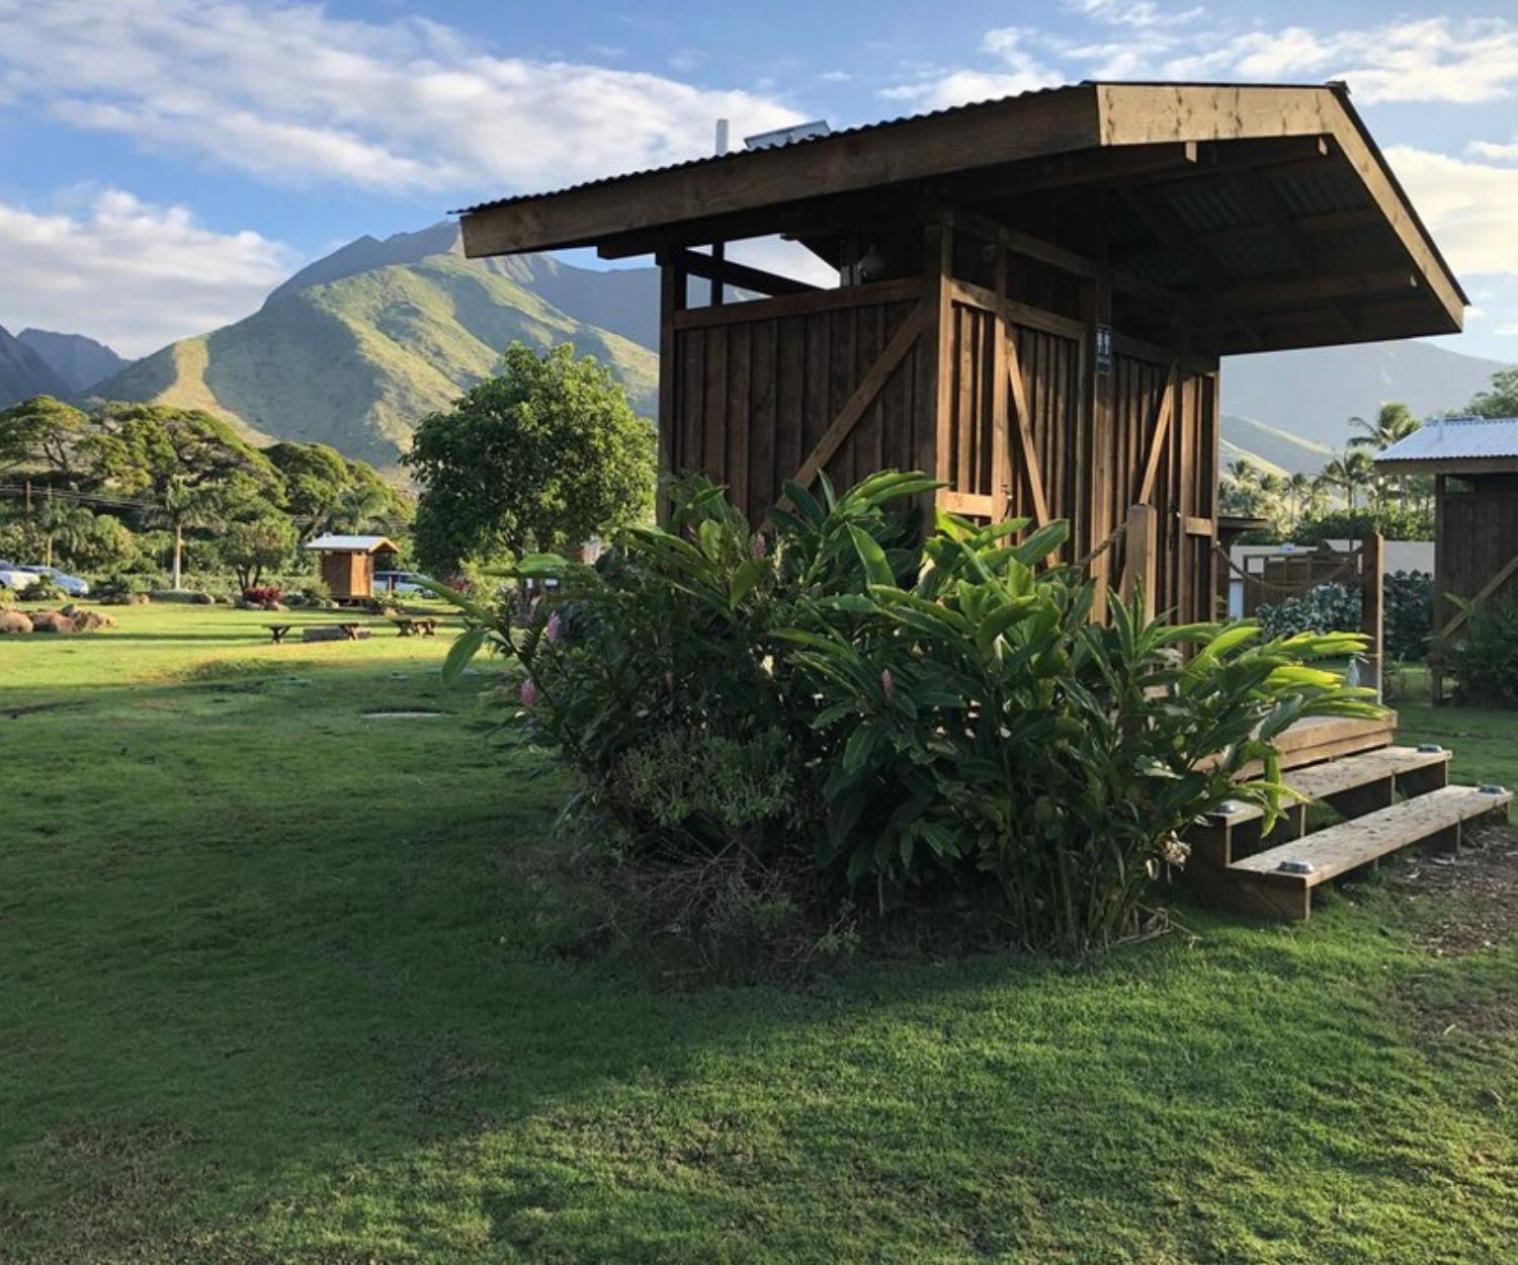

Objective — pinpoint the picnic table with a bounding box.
[263,623,295,644]
[392,617,440,637]
[336,621,365,641]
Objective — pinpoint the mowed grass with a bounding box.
[4,606,1518,1263]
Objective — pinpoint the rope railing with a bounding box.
[1212,542,1359,598]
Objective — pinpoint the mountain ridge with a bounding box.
[92,239,658,471]
[0,324,71,407]
[17,328,127,395]
[68,220,1518,479]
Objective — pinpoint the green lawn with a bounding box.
[4,606,1518,1263]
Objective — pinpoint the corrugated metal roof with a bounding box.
[1376,417,1518,464]
[450,84,1087,217]
[304,534,397,553]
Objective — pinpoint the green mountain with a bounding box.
[17,328,126,394]
[0,323,70,407]
[1219,415,1335,476]
[91,226,658,472]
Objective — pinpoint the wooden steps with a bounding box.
[1190,745,1451,868]
[1224,786,1512,920]
[1185,716,1510,922]
[1198,713,1397,779]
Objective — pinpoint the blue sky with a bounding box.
[0,0,1515,360]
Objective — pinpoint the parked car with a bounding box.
[0,560,38,593]
[372,569,432,595]
[20,565,90,597]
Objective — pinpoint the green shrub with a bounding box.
[437,473,1375,953]
[1385,571,1433,662]
[1443,594,1518,707]
[1255,571,1431,662]
[1257,582,1361,641]
[1295,506,1433,544]
[22,573,66,603]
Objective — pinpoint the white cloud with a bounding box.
[1064,0,1204,30]
[0,0,801,196]
[1469,139,1518,163]
[1164,18,1518,105]
[883,29,1062,109]
[1384,146,1518,279]
[892,15,1518,112]
[0,188,296,358]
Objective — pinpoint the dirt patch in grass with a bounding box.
[1388,822,1518,957]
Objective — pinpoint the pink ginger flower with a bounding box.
[545,611,562,643]
[520,678,539,709]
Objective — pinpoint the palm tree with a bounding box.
[1226,457,1259,488]
[35,498,93,568]
[1349,402,1420,510]
[1287,471,1313,529]
[1320,450,1375,513]
[326,483,392,535]
[1348,402,1420,453]
[140,475,224,590]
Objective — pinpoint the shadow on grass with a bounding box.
[4,665,1516,1262]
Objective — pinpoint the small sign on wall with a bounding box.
[1095,323,1113,374]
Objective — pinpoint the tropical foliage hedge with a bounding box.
[1443,593,1518,708]
[1256,572,1433,662]
[440,472,1376,953]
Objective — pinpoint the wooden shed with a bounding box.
[1375,417,1518,701]
[456,82,1464,625]
[303,534,398,602]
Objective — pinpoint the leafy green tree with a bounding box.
[223,513,298,590]
[97,404,281,588]
[266,440,410,539]
[0,396,90,477]
[1467,368,1518,419]
[404,342,655,572]
[264,442,351,541]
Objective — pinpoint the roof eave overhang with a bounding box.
[456,81,1466,347]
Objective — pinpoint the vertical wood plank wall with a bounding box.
[659,272,1221,625]
[1436,474,1518,634]
[668,283,932,517]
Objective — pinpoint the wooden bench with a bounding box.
[263,623,295,644]
[391,617,439,637]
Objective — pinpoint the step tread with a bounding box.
[1229,784,1511,887]
[1206,745,1450,827]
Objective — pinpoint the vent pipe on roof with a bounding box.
[714,118,730,156]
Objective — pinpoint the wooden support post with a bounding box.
[1121,503,1157,622]
[1084,245,1115,621]
[990,243,1011,521]
[1432,474,1447,705]
[1360,531,1384,701]
[923,218,955,518]
[656,258,686,526]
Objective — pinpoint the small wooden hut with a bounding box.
[1375,417,1518,701]
[304,534,398,602]
[456,82,1464,626]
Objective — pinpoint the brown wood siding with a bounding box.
[1437,474,1518,633]
[666,295,928,518]
[659,271,1219,626]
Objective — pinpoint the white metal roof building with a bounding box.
[1375,416,1518,473]
[303,534,399,554]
